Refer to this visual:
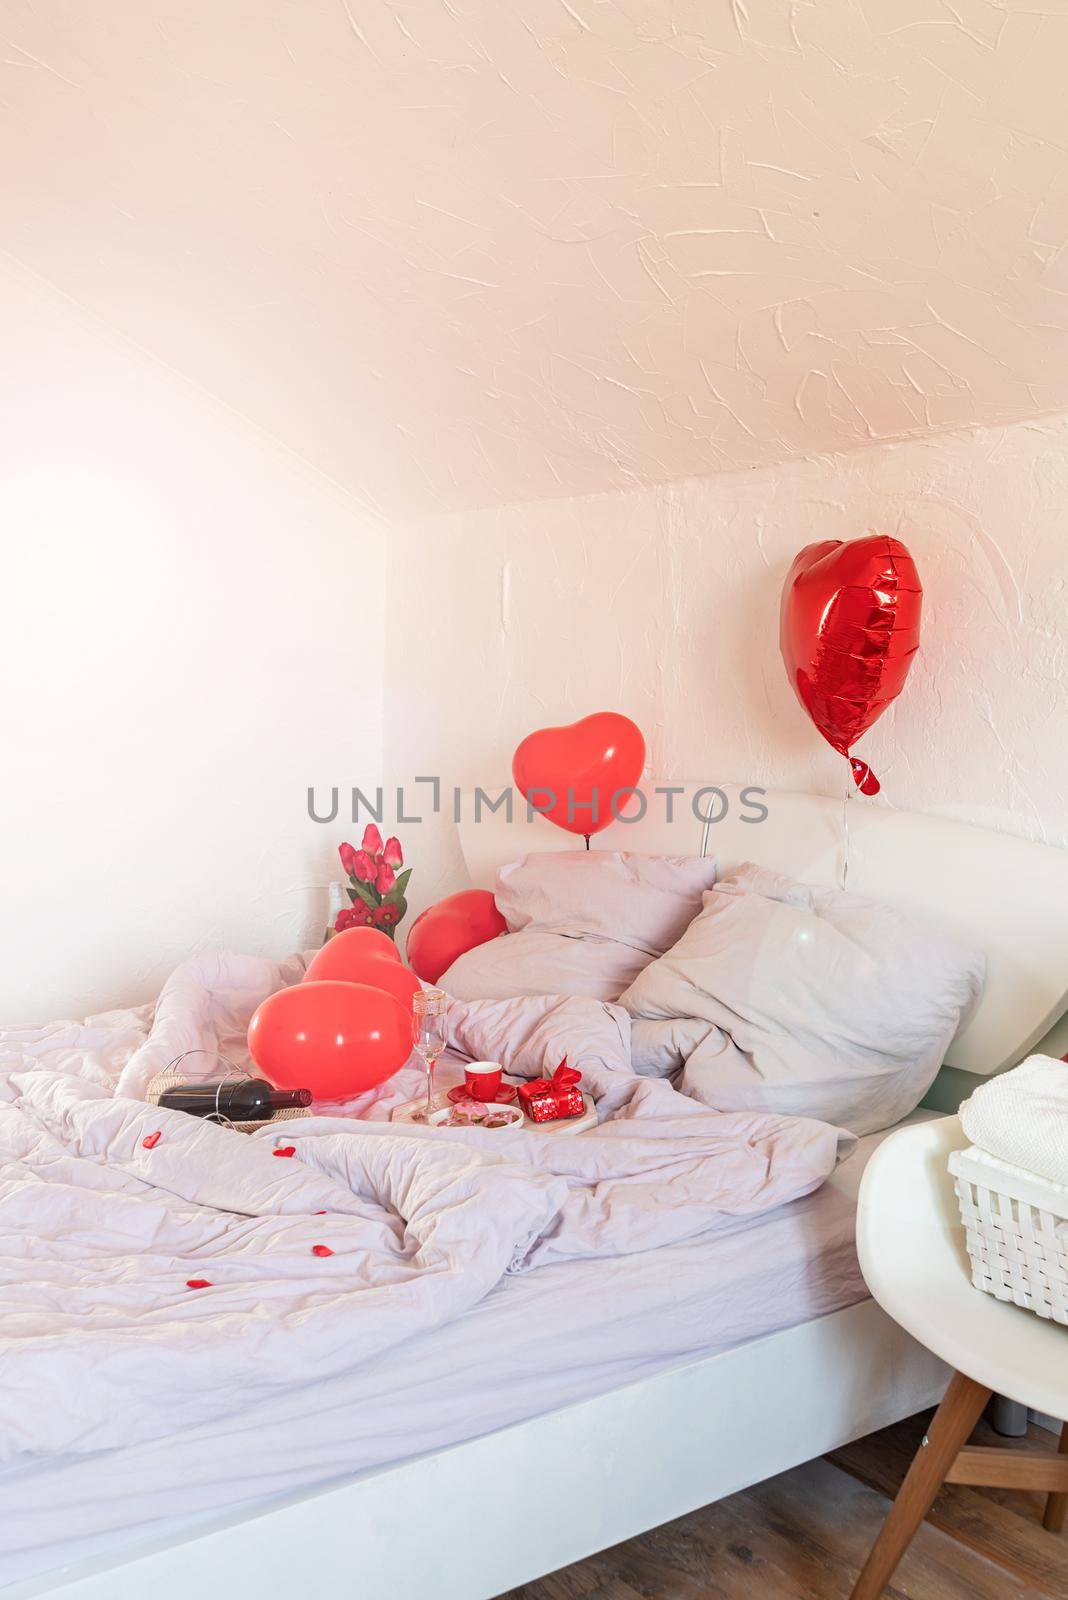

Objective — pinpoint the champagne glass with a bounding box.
[412,988,448,1122]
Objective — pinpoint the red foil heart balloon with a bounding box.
[780,536,922,796]
[512,712,646,838]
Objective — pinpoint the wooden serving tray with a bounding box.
[391,1083,597,1136]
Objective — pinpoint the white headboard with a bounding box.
[457,784,1068,1078]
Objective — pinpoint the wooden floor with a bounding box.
[501,1413,1068,1600]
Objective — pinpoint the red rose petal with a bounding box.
[314,1210,327,1215]
[142,1131,161,1149]
[186,1279,212,1289]
[311,1244,334,1258]
[273,1146,296,1158]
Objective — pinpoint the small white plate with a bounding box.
[428,1101,525,1133]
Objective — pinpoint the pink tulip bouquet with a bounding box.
[332,825,411,941]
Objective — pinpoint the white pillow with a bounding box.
[630,1017,714,1078]
[440,926,651,1003]
[494,851,717,954]
[440,851,717,1005]
[618,863,985,1135]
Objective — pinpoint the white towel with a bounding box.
[959,1054,1068,1188]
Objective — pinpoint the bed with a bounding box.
[7,785,1068,1600]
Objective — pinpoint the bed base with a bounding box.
[13,1298,948,1600]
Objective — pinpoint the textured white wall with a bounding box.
[386,414,1068,918]
[0,262,384,1025]
[4,2,1068,520]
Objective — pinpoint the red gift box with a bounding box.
[518,1059,584,1123]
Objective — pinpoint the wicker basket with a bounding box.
[949,1145,1068,1327]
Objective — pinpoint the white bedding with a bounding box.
[0,1108,927,1588]
[0,955,851,1510]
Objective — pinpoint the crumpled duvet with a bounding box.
[0,952,853,1464]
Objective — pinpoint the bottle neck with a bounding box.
[267,1087,313,1109]
[217,1080,312,1114]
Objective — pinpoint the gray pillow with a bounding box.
[618,863,985,1135]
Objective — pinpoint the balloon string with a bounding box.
[842,753,881,887]
[584,834,591,851]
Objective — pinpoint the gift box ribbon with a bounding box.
[519,1060,581,1106]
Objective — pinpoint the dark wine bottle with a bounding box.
[157,1078,312,1122]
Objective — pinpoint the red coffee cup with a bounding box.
[464,1061,503,1102]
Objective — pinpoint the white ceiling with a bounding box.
[4,1,1068,522]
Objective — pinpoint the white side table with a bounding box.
[849,1115,1068,1599]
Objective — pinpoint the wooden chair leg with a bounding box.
[1043,1422,1068,1534]
[848,1372,992,1600]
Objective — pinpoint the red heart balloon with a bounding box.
[248,981,412,1102]
[780,535,922,795]
[313,925,400,965]
[406,889,507,986]
[512,712,645,837]
[303,938,421,1010]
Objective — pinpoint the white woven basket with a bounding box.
[950,1146,1068,1327]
